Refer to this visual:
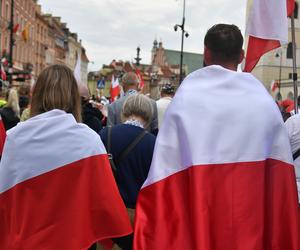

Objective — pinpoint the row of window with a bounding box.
[0,0,35,19]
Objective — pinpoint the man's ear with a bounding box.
[204,47,212,66]
[239,49,245,64]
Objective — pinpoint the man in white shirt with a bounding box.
[156,84,175,129]
[285,114,300,203]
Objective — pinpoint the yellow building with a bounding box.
[246,0,300,100]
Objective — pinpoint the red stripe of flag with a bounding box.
[0,154,132,249]
[134,160,300,249]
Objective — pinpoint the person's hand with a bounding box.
[90,100,108,117]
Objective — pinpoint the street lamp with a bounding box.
[8,0,15,86]
[174,0,189,85]
[275,49,283,99]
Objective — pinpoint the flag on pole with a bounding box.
[0,110,132,249]
[134,66,300,250]
[21,24,29,42]
[0,115,6,156]
[287,0,296,17]
[13,24,19,33]
[0,64,6,81]
[136,69,145,90]
[244,0,293,72]
[74,52,81,84]
[270,80,280,92]
[110,75,120,102]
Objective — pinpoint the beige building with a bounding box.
[0,0,36,80]
[65,33,81,70]
[35,4,50,78]
[246,0,300,100]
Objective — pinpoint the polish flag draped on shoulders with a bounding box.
[0,109,132,249]
[110,75,120,102]
[244,0,294,72]
[134,66,300,249]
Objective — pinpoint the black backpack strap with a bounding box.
[115,130,147,165]
[293,148,300,161]
[106,126,118,173]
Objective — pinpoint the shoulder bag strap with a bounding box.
[293,148,300,161]
[115,130,147,165]
[106,126,118,173]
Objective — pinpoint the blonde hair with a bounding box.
[121,94,153,128]
[6,88,20,117]
[30,64,82,122]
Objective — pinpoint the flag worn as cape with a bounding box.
[134,65,300,250]
[244,0,292,72]
[0,109,132,249]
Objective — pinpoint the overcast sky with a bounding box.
[38,0,248,71]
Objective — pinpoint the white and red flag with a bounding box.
[0,109,132,249]
[0,115,6,156]
[134,65,300,249]
[270,79,280,92]
[136,69,145,90]
[244,0,294,72]
[0,59,6,81]
[110,75,120,102]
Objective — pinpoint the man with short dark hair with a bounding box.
[204,24,244,67]
[134,24,300,249]
[156,84,175,129]
[107,72,158,134]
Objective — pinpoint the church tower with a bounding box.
[246,0,300,100]
[151,39,158,64]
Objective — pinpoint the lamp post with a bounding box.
[275,49,283,99]
[135,46,142,67]
[8,0,15,86]
[174,0,189,85]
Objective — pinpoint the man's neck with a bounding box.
[218,63,238,71]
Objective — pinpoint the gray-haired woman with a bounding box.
[100,94,156,217]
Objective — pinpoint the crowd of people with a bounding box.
[0,23,300,250]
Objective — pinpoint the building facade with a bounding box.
[1,0,36,81]
[0,1,89,84]
[151,40,203,81]
[35,4,49,78]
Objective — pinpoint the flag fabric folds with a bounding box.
[244,0,292,72]
[110,75,120,102]
[287,0,296,17]
[134,65,300,250]
[0,109,132,249]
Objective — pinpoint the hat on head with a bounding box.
[161,83,175,95]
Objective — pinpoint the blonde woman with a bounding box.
[0,88,20,130]
[0,65,132,250]
[100,94,156,219]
